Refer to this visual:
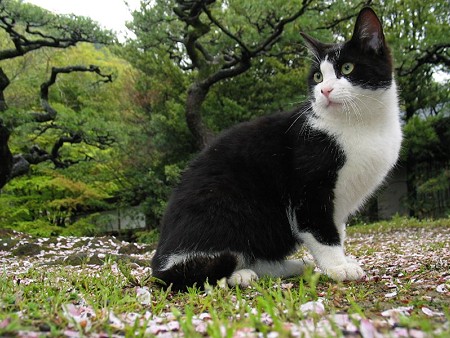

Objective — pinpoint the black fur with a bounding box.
[151,106,344,290]
[152,252,237,291]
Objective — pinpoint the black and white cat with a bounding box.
[151,7,402,290]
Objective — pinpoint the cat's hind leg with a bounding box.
[249,259,314,279]
[227,259,313,287]
[151,252,238,291]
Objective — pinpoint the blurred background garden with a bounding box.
[0,0,449,241]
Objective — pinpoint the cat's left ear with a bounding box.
[301,32,333,56]
[351,7,386,53]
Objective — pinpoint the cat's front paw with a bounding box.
[227,269,258,287]
[324,262,365,281]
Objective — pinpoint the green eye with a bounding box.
[341,62,354,75]
[313,72,323,83]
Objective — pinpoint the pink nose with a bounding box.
[321,87,333,98]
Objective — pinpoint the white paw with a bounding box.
[324,262,366,281]
[345,256,360,265]
[227,269,258,287]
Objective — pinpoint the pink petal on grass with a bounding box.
[436,284,447,293]
[108,311,125,330]
[62,304,95,331]
[300,301,325,315]
[261,313,273,326]
[199,312,212,321]
[195,322,208,334]
[331,313,358,333]
[421,307,444,317]
[167,321,180,331]
[147,324,170,335]
[0,318,10,329]
[17,331,42,338]
[384,291,397,298]
[136,287,151,305]
[359,319,379,338]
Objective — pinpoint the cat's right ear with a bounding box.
[351,7,386,54]
[301,33,330,57]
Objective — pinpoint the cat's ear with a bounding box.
[351,7,386,53]
[301,32,332,56]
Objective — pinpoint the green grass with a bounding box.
[1,217,449,337]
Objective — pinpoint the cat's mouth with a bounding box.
[326,100,342,108]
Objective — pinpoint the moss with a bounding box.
[118,243,150,255]
[0,238,19,252]
[12,243,43,256]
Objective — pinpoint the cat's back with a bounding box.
[178,108,306,186]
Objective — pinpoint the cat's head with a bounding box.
[301,7,394,118]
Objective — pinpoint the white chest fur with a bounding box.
[310,79,402,226]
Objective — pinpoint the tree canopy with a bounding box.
[0,0,115,188]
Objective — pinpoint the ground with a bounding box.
[0,218,449,337]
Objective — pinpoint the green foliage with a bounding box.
[134,228,160,245]
[402,115,441,161]
[0,168,110,232]
[206,57,309,131]
[379,0,449,118]
[119,0,450,225]
[1,0,449,233]
[402,115,450,217]
[0,23,147,231]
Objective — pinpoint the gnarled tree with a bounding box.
[0,0,114,189]
[129,0,352,149]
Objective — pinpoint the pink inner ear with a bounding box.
[354,8,384,51]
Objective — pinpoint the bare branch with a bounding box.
[33,65,113,123]
[250,0,314,56]
[397,44,450,77]
[202,4,251,55]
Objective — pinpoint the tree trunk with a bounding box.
[0,67,12,189]
[0,121,13,189]
[404,106,417,217]
[185,82,215,149]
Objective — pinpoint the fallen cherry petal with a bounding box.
[108,311,124,330]
[199,312,212,321]
[167,321,180,331]
[384,291,397,298]
[148,324,170,335]
[300,301,325,315]
[409,329,427,338]
[421,307,444,317]
[281,282,294,290]
[136,287,151,305]
[359,319,378,338]
[195,322,208,334]
[62,330,81,338]
[381,306,413,317]
[0,318,11,329]
[331,313,358,333]
[436,284,447,293]
[393,327,409,337]
[261,313,274,326]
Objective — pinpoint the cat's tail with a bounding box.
[151,252,238,291]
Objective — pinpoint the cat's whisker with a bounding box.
[285,106,311,134]
[353,93,386,107]
[343,95,364,124]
